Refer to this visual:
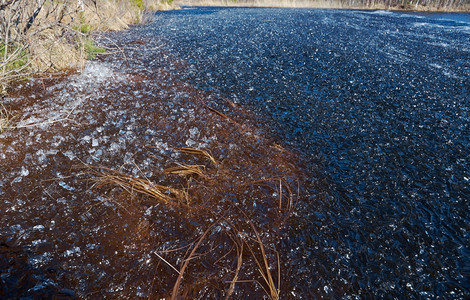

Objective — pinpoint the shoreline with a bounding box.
[175,1,470,12]
[0,0,180,95]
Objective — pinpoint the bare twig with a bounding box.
[154,252,181,275]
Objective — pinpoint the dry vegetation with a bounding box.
[81,139,299,298]
[1,0,178,131]
[0,0,176,93]
[0,102,13,132]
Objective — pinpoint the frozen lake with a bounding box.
[1,6,469,299]
[145,7,470,298]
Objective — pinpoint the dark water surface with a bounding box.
[143,7,470,298]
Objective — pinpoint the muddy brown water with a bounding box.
[0,45,304,298]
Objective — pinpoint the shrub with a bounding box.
[130,0,145,10]
[83,38,106,60]
[0,41,29,88]
[1,42,28,70]
[74,23,93,34]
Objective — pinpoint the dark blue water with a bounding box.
[143,7,469,298]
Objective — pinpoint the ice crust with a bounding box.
[1,7,469,299]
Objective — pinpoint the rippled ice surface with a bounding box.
[144,7,470,298]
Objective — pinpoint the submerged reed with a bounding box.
[83,137,300,297]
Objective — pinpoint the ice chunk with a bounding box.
[33,225,45,231]
[32,239,46,246]
[59,181,75,191]
[63,151,76,160]
[185,138,196,147]
[20,166,29,177]
[11,176,23,184]
[10,224,24,234]
[189,127,200,139]
[36,149,47,164]
[64,246,81,257]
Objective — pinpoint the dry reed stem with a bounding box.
[203,103,242,126]
[154,252,181,275]
[225,232,244,300]
[244,220,280,300]
[164,163,208,179]
[84,165,187,207]
[173,146,218,166]
[171,224,214,300]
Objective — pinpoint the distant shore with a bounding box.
[176,0,470,12]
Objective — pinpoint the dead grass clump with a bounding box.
[244,223,280,300]
[173,146,218,166]
[0,0,170,92]
[164,164,208,179]
[82,139,300,298]
[29,29,84,71]
[165,220,282,299]
[84,164,189,207]
[0,103,14,133]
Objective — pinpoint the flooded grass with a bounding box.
[2,6,469,299]
[0,36,303,297]
[140,7,470,298]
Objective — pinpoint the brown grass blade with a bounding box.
[245,231,280,300]
[239,212,280,300]
[205,105,241,126]
[164,164,207,179]
[225,234,244,300]
[173,147,218,166]
[171,224,214,300]
[83,165,187,207]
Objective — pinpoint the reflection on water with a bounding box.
[400,11,470,23]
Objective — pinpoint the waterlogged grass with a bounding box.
[83,140,296,298]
